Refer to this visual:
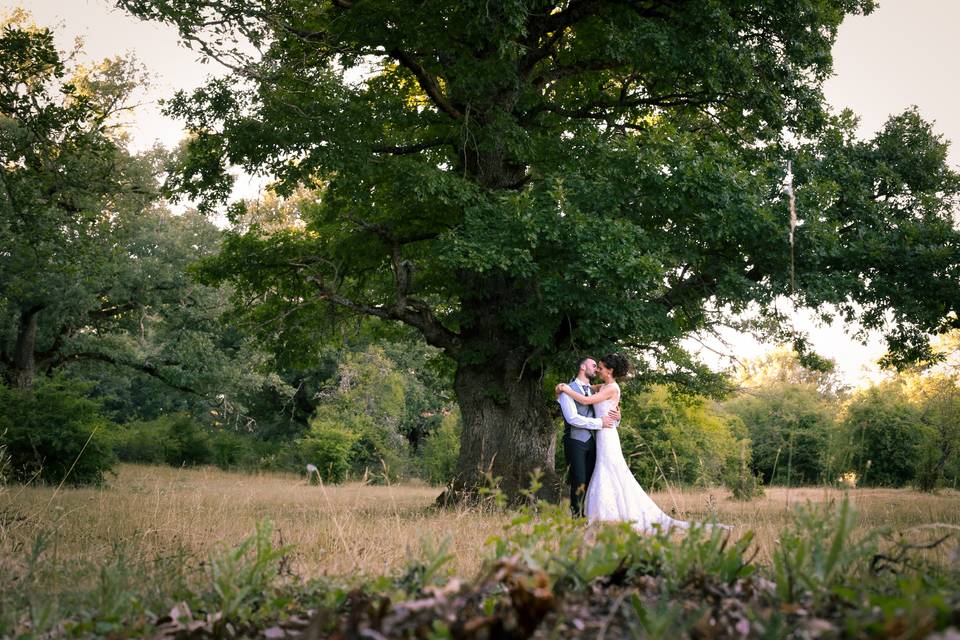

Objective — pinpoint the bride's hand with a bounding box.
[554,383,568,395]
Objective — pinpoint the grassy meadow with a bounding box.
[2,464,959,635]
[3,464,959,578]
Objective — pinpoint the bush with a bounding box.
[113,413,214,468]
[163,414,213,467]
[419,409,461,485]
[111,420,167,464]
[724,443,765,501]
[620,386,742,489]
[294,419,357,483]
[211,431,257,470]
[114,416,258,470]
[0,380,116,486]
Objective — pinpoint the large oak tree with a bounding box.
[118,0,960,501]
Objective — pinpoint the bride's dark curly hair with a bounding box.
[600,353,630,379]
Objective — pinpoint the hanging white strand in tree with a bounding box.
[784,160,798,293]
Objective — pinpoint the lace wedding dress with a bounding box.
[584,382,701,533]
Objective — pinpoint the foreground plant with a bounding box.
[3,495,958,638]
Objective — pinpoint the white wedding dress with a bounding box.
[584,382,697,533]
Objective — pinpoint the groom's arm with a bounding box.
[557,394,603,430]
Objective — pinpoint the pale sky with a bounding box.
[7,0,960,385]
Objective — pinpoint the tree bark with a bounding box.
[442,351,562,506]
[12,304,44,390]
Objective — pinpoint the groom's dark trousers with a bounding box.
[564,432,596,517]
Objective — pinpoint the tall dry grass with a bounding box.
[2,464,958,585]
[0,465,508,583]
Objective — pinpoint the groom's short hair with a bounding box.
[576,355,596,371]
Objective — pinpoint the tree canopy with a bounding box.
[116,0,960,501]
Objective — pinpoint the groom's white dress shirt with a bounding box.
[558,379,602,442]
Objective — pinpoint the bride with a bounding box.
[556,354,728,533]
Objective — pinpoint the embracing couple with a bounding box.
[557,354,729,533]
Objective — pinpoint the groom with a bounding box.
[559,356,619,516]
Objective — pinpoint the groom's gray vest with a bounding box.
[565,379,595,443]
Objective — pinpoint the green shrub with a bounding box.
[419,409,461,485]
[163,414,213,467]
[294,419,357,483]
[0,380,116,486]
[211,431,256,470]
[114,415,241,469]
[914,440,942,492]
[111,420,167,464]
[205,520,291,628]
[620,386,741,489]
[725,443,765,501]
[342,413,409,483]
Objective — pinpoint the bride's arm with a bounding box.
[554,383,616,405]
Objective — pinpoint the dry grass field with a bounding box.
[2,464,959,589]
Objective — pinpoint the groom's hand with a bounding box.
[607,408,621,422]
[601,414,614,428]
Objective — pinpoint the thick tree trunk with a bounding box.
[12,304,43,390]
[443,354,562,505]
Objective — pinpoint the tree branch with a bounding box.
[527,89,718,122]
[48,351,199,395]
[305,275,461,356]
[371,138,450,155]
[387,48,463,120]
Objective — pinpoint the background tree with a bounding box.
[0,12,151,389]
[119,0,960,502]
[838,382,923,487]
[724,382,834,485]
[906,373,960,491]
[618,385,743,490]
[737,347,847,399]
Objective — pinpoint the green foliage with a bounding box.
[211,430,257,470]
[618,386,742,489]
[205,520,291,627]
[161,414,214,467]
[419,409,461,486]
[0,379,116,486]
[0,520,297,638]
[840,384,923,487]
[724,382,833,485]
[303,344,452,482]
[295,419,357,484]
[0,13,289,430]
[772,498,878,605]
[488,491,747,592]
[0,14,151,390]
[110,420,167,464]
[113,414,262,470]
[724,443,766,501]
[908,373,960,492]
